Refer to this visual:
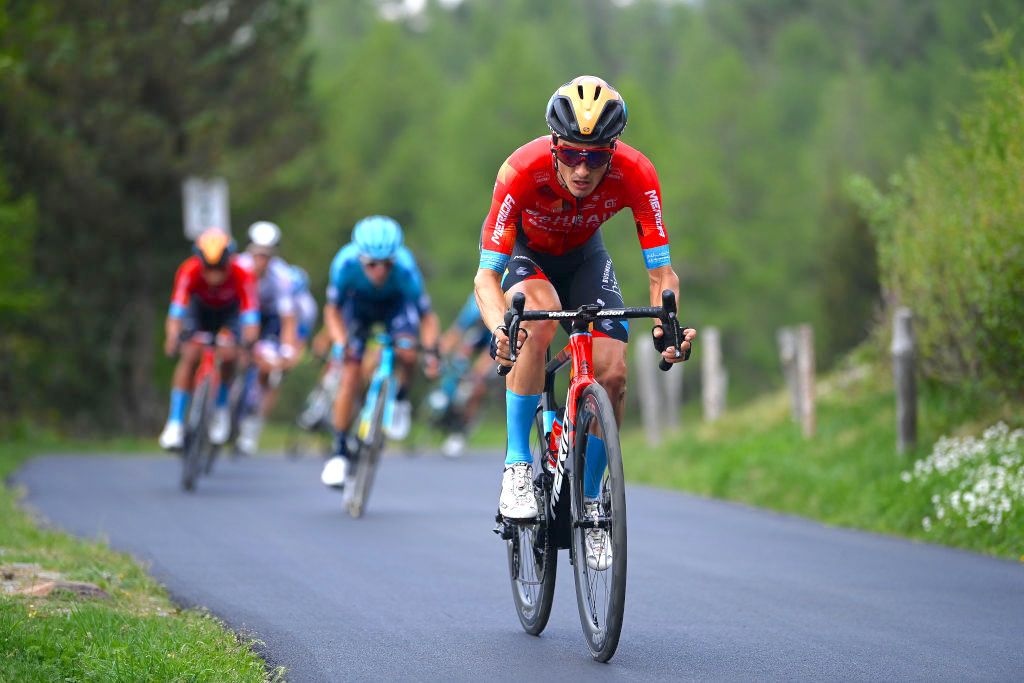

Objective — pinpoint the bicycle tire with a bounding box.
[569,383,627,662]
[182,377,211,492]
[507,406,557,635]
[347,377,389,518]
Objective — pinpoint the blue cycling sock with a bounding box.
[583,435,607,500]
[216,382,230,408]
[504,390,540,466]
[332,429,348,458]
[169,389,190,423]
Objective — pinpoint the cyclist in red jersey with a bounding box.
[159,228,260,451]
[473,76,696,569]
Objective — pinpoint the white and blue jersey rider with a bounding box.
[320,216,441,488]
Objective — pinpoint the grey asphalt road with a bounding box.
[14,452,1024,682]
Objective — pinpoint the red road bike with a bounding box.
[494,290,688,662]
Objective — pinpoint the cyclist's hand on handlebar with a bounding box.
[490,325,515,368]
[490,325,528,368]
[652,324,697,365]
[163,336,179,358]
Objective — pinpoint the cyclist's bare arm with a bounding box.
[473,268,514,367]
[419,310,442,378]
[647,264,695,363]
[419,310,441,351]
[281,312,298,350]
[323,303,348,349]
[164,316,183,357]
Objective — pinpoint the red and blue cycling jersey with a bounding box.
[478,136,672,273]
[168,256,260,326]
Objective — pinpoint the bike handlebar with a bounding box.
[495,289,691,375]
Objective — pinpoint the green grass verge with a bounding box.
[0,433,283,682]
[620,353,1023,560]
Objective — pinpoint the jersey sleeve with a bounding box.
[624,152,672,270]
[478,155,526,273]
[396,248,432,315]
[270,259,295,317]
[168,259,195,319]
[325,246,353,307]
[235,263,260,326]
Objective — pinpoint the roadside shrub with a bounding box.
[849,49,1024,398]
[901,422,1023,551]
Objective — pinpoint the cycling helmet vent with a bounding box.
[352,215,404,261]
[193,227,236,268]
[546,75,627,145]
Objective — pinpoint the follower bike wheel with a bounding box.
[569,383,627,662]
[347,378,388,518]
[182,378,211,492]
[507,406,557,635]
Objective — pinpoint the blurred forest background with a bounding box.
[1,0,1021,432]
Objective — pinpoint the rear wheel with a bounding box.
[182,377,211,492]
[507,406,557,635]
[569,383,627,662]
[347,378,389,518]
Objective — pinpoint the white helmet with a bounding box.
[248,221,281,250]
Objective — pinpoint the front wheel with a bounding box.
[507,406,557,635]
[569,383,627,662]
[347,378,388,518]
[182,377,211,492]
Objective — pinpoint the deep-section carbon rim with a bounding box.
[507,407,557,635]
[569,383,627,662]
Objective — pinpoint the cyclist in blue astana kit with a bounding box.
[320,216,441,488]
[432,292,496,457]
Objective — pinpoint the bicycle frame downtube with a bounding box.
[549,331,597,517]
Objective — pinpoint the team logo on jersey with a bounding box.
[515,266,529,277]
[644,189,665,238]
[490,193,516,245]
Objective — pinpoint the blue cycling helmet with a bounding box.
[352,215,403,260]
[290,265,309,295]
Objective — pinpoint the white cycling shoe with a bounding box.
[237,416,263,455]
[584,499,612,571]
[321,456,349,489]
[499,462,538,520]
[386,400,412,440]
[159,421,184,451]
[209,408,231,445]
[441,433,466,459]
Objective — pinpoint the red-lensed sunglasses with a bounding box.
[552,145,615,169]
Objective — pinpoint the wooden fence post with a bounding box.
[796,324,815,438]
[777,326,799,422]
[892,307,917,454]
[663,355,683,432]
[702,327,725,422]
[634,336,663,446]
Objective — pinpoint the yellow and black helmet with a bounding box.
[545,75,627,145]
[193,227,235,268]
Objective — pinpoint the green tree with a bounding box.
[0,0,316,428]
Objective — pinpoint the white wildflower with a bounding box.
[902,422,1024,534]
